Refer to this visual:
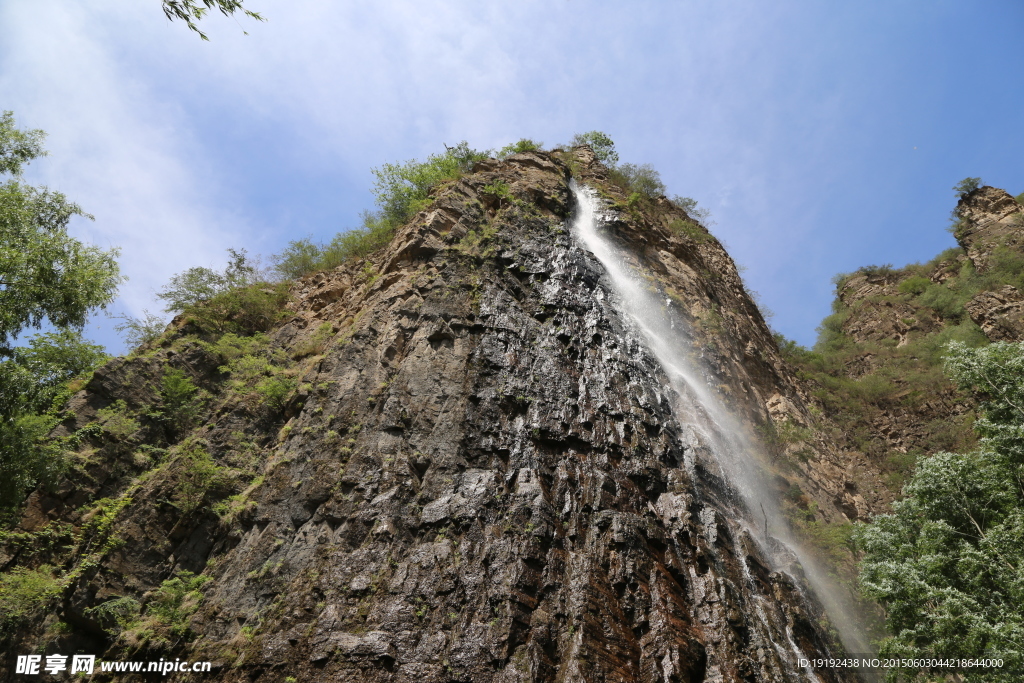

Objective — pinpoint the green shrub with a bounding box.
[813,301,852,353]
[271,237,324,280]
[607,162,666,198]
[850,373,896,404]
[947,214,974,241]
[898,275,931,295]
[856,263,896,278]
[671,196,713,224]
[273,142,487,280]
[174,441,227,514]
[481,180,514,204]
[84,595,141,635]
[773,332,818,365]
[254,375,294,411]
[273,214,396,280]
[372,141,488,228]
[918,283,963,320]
[497,139,542,158]
[215,335,294,412]
[0,565,61,633]
[160,367,201,437]
[114,309,167,349]
[667,218,709,243]
[181,282,291,336]
[206,332,270,362]
[157,248,261,313]
[927,246,966,268]
[96,400,140,440]
[147,570,211,638]
[952,176,982,198]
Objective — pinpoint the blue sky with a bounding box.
[3,0,1023,352]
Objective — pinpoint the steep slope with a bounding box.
[781,185,1024,506]
[1,149,866,682]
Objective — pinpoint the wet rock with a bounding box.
[1,149,856,682]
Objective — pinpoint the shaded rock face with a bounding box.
[2,151,855,682]
[954,186,1024,272]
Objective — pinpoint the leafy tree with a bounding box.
[571,131,619,166]
[0,330,108,508]
[371,141,488,228]
[157,248,259,313]
[855,341,1024,681]
[610,162,666,198]
[671,196,713,224]
[156,249,288,337]
[113,309,168,349]
[954,177,983,198]
[0,111,122,353]
[161,0,265,40]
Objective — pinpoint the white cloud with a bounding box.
[4,0,1001,350]
[0,1,250,328]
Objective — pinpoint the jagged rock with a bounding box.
[966,284,1024,342]
[1,149,858,682]
[954,186,1024,271]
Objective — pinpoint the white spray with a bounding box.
[567,181,871,665]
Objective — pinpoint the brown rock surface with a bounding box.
[0,150,862,682]
[965,284,1024,341]
[954,186,1024,271]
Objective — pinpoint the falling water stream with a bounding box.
[568,181,871,679]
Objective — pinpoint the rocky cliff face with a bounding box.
[791,186,1024,513]
[2,149,868,681]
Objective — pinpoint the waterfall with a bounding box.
[567,180,871,672]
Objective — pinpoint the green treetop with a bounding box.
[0,111,122,353]
[855,341,1024,680]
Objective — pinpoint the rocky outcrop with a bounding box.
[954,186,1024,272]
[1,149,864,682]
[965,285,1024,341]
[785,186,1024,517]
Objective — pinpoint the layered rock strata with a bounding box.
[1,150,863,682]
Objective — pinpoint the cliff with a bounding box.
[2,148,884,682]
[781,185,1024,512]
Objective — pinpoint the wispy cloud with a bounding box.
[3,0,1022,350]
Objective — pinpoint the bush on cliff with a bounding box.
[854,341,1024,679]
[274,142,488,279]
[607,162,666,199]
[497,138,543,158]
[146,248,290,337]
